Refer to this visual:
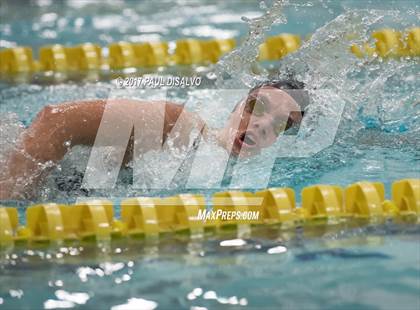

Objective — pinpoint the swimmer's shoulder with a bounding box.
[53,98,205,130]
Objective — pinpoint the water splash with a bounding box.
[1,5,419,203]
[212,8,420,191]
[274,9,420,141]
[214,0,287,88]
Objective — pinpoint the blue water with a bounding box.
[1,0,417,52]
[1,1,419,205]
[1,1,420,309]
[1,225,419,309]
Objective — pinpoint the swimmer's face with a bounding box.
[224,86,303,158]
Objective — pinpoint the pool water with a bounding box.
[1,0,414,50]
[1,224,419,309]
[1,0,420,309]
[1,1,419,204]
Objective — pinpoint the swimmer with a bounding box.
[0,80,307,200]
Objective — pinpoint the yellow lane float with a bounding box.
[1,179,418,247]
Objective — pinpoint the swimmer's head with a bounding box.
[221,79,308,158]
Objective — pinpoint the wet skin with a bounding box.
[0,87,302,199]
[219,86,303,157]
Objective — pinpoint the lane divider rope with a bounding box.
[0,28,418,76]
[0,179,418,246]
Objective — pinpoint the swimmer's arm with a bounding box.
[23,99,205,162]
[25,99,206,160]
[0,100,108,199]
[22,99,108,162]
[0,99,204,199]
